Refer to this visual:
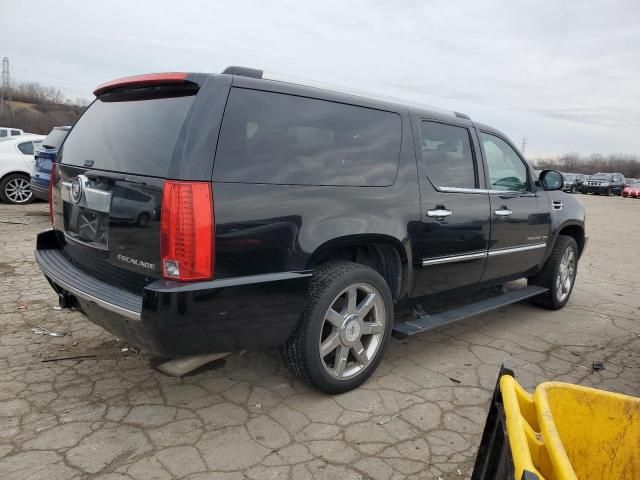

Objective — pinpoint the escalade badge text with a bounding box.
[117,254,156,271]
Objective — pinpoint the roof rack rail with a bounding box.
[222,66,263,79]
[454,111,471,120]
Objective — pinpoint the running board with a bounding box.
[392,286,548,339]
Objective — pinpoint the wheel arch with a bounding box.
[0,169,31,183]
[555,222,585,258]
[307,234,409,301]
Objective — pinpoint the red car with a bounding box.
[622,181,640,197]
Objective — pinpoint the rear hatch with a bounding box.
[53,78,201,293]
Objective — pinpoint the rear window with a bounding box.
[42,128,69,149]
[61,87,196,178]
[214,88,402,186]
[18,141,34,155]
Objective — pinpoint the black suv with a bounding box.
[582,172,625,195]
[36,68,586,393]
[561,173,585,193]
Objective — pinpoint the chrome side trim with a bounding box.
[438,186,535,196]
[439,186,489,194]
[421,243,547,266]
[488,243,547,256]
[37,264,141,321]
[422,251,487,266]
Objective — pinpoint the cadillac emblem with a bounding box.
[70,175,86,204]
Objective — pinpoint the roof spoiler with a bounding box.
[93,73,197,96]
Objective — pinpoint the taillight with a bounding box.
[160,181,214,282]
[49,163,58,225]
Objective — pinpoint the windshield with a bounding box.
[60,86,196,178]
[41,128,69,149]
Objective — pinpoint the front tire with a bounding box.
[529,235,578,310]
[0,173,34,205]
[281,261,393,394]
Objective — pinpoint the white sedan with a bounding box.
[0,135,45,204]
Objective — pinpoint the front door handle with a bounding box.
[495,207,513,217]
[427,208,452,218]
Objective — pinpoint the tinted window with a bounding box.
[480,132,528,192]
[0,130,6,138]
[11,130,21,136]
[61,88,196,177]
[214,88,402,186]
[420,121,476,189]
[42,128,69,149]
[18,141,34,155]
[125,188,151,202]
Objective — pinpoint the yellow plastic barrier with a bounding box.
[500,375,640,479]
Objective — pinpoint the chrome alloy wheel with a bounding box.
[5,177,32,203]
[556,246,576,303]
[319,282,386,380]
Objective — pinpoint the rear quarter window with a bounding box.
[214,88,402,186]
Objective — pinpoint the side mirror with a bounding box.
[539,170,564,191]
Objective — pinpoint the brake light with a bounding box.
[160,181,214,282]
[49,162,58,225]
[93,73,192,96]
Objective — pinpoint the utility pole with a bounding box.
[1,57,14,116]
[520,137,527,155]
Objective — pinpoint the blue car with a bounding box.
[30,126,71,201]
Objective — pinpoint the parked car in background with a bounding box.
[0,127,25,141]
[582,172,625,195]
[622,181,640,198]
[111,184,158,227]
[624,178,639,187]
[561,173,584,193]
[30,126,71,201]
[36,68,586,393]
[0,135,44,204]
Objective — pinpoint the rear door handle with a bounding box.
[495,208,513,217]
[427,208,452,218]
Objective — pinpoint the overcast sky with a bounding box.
[2,0,639,156]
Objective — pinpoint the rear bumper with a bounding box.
[29,180,49,201]
[35,230,311,357]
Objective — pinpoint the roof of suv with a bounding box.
[93,67,515,149]
[220,67,472,125]
[215,67,516,142]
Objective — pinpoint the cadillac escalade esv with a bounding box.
[35,67,586,393]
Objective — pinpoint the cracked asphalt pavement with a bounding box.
[1,195,639,479]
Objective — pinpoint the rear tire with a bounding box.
[0,173,34,205]
[529,235,578,310]
[281,261,393,394]
[137,212,151,227]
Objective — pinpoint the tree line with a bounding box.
[532,153,640,178]
[0,81,87,135]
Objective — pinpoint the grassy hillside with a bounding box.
[1,101,85,135]
[0,81,87,135]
